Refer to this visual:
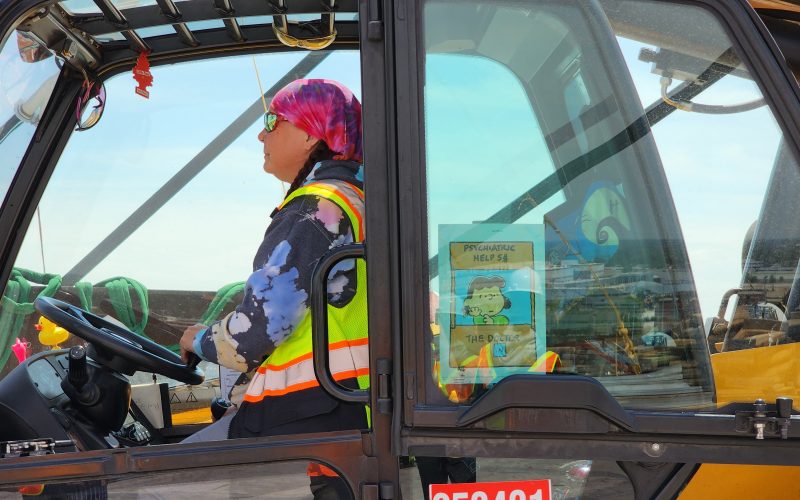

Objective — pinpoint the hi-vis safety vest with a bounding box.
[243,180,369,404]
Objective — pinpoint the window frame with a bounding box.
[0,0,399,492]
[394,0,800,462]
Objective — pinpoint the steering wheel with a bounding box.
[35,296,204,385]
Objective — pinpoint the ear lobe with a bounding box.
[305,135,320,151]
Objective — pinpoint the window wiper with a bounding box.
[63,52,330,285]
[428,48,738,278]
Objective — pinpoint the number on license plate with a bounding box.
[430,479,551,500]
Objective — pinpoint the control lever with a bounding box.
[210,397,232,421]
[68,345,88,390]
[735,397,794,440]
[65,345,99,405]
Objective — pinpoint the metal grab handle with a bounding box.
[310,243,369,404]
[272,15,337,50]
[271,0,337,51]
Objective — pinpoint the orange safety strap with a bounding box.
[18,484,45,496]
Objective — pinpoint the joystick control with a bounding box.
[68,345,88,391]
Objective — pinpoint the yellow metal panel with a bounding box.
[171,407,213,426]
[711,343,800,407]
[683,346,800,496]
[681,464,800,499]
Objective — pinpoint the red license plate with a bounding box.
[430,479,552,500]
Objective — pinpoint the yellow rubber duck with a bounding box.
[36,316,70,349]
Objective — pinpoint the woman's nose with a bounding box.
[258,128,267,142]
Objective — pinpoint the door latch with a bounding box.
[735,397,793,439]
[376,358,392,414]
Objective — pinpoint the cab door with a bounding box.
[0,0,398,497]
[392,0,800,498]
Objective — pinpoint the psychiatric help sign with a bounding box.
[430,480,551,500]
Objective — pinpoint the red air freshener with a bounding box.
[133,51,153,98]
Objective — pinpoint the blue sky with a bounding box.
[9,50,361,291]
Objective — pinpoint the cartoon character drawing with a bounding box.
[462,276,512,325]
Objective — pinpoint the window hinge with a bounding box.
[735,397,793,439]
[362,482,395,500]
[367,0,383,41]
[376,358,392,414]
[379,481,395,500]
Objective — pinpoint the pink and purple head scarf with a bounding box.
[269,79,363,163]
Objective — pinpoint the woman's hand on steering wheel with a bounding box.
[180,323,206,363]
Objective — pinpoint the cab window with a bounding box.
[422,0,800,410]
[0,49,361,431]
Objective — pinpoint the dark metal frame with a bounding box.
[74,0,358,37]
[402,429,800,466]
[0,431,377,492]
[359,0,401,491]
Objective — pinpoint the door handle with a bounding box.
[310,243,370,404]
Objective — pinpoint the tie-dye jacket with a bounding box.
[192,160,364,372]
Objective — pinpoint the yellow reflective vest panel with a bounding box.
[244,180,369,404]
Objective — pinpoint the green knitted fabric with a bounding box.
[0,269,62,371]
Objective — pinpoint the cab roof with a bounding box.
[14,0,359,76]
[10,0,800,79]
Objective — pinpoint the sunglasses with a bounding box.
[264,111,282,132]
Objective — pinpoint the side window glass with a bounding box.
[0,51,361,442]
[610,5,797,407]
[0,30,59,204]
[425,53,563,402]
[422,0,800,410]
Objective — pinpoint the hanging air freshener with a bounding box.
[133,51,153,98]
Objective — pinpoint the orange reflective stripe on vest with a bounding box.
[244,339,369,402]
[278,181,364,241]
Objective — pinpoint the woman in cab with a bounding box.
[179,78,367,499]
